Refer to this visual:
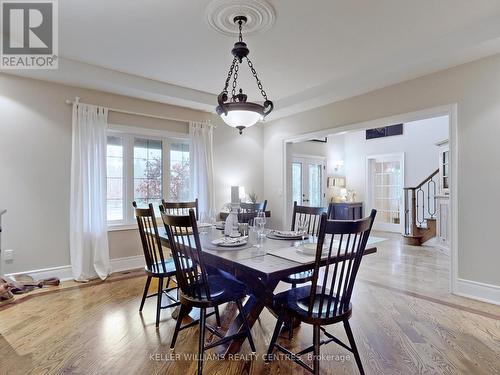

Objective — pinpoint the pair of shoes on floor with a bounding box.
[0,277,15,305]
[0,294,15,306]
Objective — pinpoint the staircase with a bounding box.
[402,169,438,246]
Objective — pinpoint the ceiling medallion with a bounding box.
[215,15,274,134]
[205,0,276,37]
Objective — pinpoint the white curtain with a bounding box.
[70,103,111,281]
[189,121,215,220]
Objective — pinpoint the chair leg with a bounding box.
[139,276,152,312]
[313,324,320,375]
[344,320,365,375]
[170,304,188,349]
[236,299,256,353]
[214,305,221,327]
[197,307,207,375]
[266,314,284,363]
[155,277,163,328]
[287,319,294,340]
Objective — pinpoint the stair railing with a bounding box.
[403,169,439,236]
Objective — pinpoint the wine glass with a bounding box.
[207,208,217,226]
[257,210,266,232]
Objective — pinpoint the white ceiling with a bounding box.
[8,0,500,119]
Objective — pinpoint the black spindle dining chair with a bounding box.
[162,209,256,375]
[162,198,199,220]
[240,200,267,213]
[133,202,180,328]
[237,211,260,226]
[266,210,377,375]
[282,202,328,289]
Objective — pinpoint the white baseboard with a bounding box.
[6,264,74,281]
[110,255,145,273]
[454,278,500,306]
[5,255,145,282]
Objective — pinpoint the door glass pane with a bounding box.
[292,162,302,205]
[371,159,401,224]
[134,138,163,215]
[309,164,322,207]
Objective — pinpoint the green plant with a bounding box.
[248,192,258,204]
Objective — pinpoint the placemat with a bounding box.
[267,246,325,264]
[267,235,384,263]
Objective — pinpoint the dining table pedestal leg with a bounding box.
[215,276,279,357]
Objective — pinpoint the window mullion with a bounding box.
[126,135,134,224]
[163,138,171,202]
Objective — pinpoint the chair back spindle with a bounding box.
[161,199,199,220]
[161,209,211,301]
[240,200,267,213]
[307,210,377,319]
[291,201,327,236]
[133,202,169,274]
[237,211,259,226]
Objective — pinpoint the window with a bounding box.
[134,138,163,215]
[106,131,190,226]
[169,143,190,201]
[106,136,124,222]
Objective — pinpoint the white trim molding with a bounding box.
[281,104,465,299]
[455,278,500,306]
[5,255,145,282]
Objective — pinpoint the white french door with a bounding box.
[291,157,325,207]
[366,154,405,232]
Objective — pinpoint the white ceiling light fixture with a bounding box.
[215,15,274,134]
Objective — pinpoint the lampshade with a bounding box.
[220,110,263,129]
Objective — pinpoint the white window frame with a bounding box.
[106,124,190,230]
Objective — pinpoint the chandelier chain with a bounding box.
[246,57,268,100]
[238,20,243,42]
[231,62,239,100]
[222,57,238,94]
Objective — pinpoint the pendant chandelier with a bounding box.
[216,16,274,134]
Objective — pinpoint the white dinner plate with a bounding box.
[271,230,305,239]
[211,236,248,247]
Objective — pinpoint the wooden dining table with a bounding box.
[156,226,377,357]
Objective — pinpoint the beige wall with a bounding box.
[0,73,263,273]
[264,53,500,288]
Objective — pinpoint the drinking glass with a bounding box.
[256,211,266,236]
[207,208,217,226]
[254,216,264,238]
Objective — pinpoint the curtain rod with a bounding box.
[65,97,215,127]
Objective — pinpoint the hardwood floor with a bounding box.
[1,232,499,374]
